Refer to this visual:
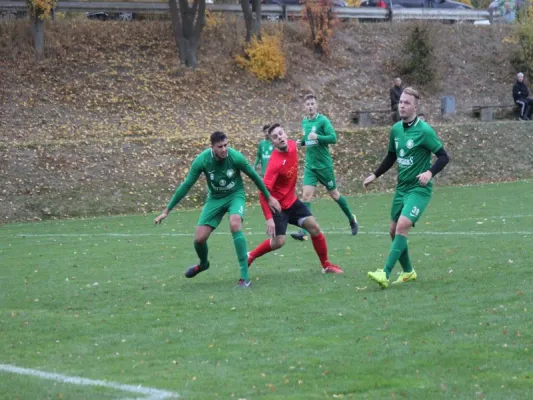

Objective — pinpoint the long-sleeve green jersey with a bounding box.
[300,113,337,169]
[254,140,274,175]
[388,119,443,191]
[167,148,270,210]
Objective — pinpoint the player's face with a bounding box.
[399,92,417,121]
[270,127,288,151]
[304,98,318,117]
[212,139,228,160]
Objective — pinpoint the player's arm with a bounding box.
[258,161,281,220]
[155,157,202,224]
[417,127,450,186]
[315,118,337,144]
[238,153,281,213]
[364,130,396,188]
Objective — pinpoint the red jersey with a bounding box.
[259,140,299,220]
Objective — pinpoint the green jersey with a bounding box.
[388,118,443,191]
[167,147,270,210]
[300,113,337,170]
[254,139,274,175]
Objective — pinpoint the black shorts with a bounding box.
[272,199,312,236]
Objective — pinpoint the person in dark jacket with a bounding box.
[512,72,533,120]
[390,78,403,123]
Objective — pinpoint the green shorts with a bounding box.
[391,187,432,226]
[303,166,337,191]
[198,192,246,229]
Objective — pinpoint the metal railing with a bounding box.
[0,1,497,22]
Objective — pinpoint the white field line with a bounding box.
[1,230,533,239]
[0,364,179,400]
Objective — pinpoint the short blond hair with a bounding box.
[303,93,317,102]
[402,87,420,106]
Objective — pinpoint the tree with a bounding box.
[240,0,262,42]
[168,0,207,70]
[302,0,336,56]
[26,0,56,60]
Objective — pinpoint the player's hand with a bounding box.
[268,196,281,213]
[266,219,276,239]
[363,173,376,188]
[154,209,169,225]
[417,171,433,186]
[308,132,317,140]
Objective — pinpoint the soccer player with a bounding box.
[291,93,358,241]
[364,87,450,288]
[254,124,274,177]
[247,123,344,274]
[154,131,281,288]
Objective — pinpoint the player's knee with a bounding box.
[228,216,242,232]
[329,189,340,201]
[308,223,321,236]
[272,237,285,249]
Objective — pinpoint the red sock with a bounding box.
[250,239,272,260]
[311,232,329,266]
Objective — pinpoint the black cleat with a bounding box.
[184,262,209,278]
[350,214,359,236]
[290,230,309,241]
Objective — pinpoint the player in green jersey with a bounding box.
[254,124,274,177]
[291,93,358,241]
[364,87,450,289]
[154,131,281,288]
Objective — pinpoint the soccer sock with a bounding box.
[311,232,329,267]
[302,202,311,235]
[384,234,408,279]
[398,248,414,273]
[194,240,209,268]
[232,231,249,280]
[335,195,354,222]
[250,239,273,260]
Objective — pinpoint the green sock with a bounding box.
[398,248,413,273]
[335,195,354,222]
[302,202,311,235]
[384,234,408,279]
[232,231,249,280]
[194,241,209,268]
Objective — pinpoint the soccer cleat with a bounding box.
[322,261,344,274]
[392,270,417,284]
[350,214,359,236]
[367,269,389,289]
[290,230,309,241]
[184,262,209,278]
[247,252,255,268]
[236,279,252,288]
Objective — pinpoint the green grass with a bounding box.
[1,181,532,399]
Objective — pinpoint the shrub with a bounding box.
[399,23,435,86]
[509,20,533,78]
[234,32,286,81]
[301,0,337,56]
[27,0,57,19]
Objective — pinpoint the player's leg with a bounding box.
[367,191,404,288]
[248,211,288,266]
[291,168,317,241]
[290,200,343,274]
[388,221,413,275]
[227,194,251,286]
[317,166,358,235]
[184,200,222,278]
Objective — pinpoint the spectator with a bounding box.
[390,77,403,123]
[512,72,533,121]
[503,1,516,23]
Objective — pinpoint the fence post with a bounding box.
[489,8,493,24]
[282,5,287,20]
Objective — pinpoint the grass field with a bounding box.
[1,181,532,399]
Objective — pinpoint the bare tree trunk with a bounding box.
[32,15,44,60]
[168,0,206,69]
[241,0,261,42]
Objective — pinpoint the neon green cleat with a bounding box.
[367,269,389,289]
[392,270,417,284]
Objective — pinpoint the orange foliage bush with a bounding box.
[27,0,57,19]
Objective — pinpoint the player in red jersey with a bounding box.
[248,124,344,274]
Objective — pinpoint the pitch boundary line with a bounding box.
[0,364,179,399]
